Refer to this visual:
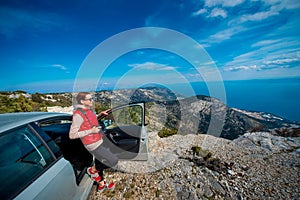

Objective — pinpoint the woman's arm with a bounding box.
[69,113,93,139]
[97,109,111,119]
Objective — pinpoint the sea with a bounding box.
[171,77,300,122]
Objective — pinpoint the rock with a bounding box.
[89,132,300,200]
[227,170,235,176]
[47,106,73,114]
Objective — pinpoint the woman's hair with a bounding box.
[76,92,90,104]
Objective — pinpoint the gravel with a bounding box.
[88,132,300,200]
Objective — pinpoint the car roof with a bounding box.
[0,112,72,133]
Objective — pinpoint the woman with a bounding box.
[69,92,118,192]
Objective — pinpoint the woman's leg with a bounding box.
[90,147,118,191]
[91,145,118,168]
[94,159,104,180]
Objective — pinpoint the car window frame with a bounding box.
[98,102,149,160]
[0,123,60,199]
[28,122,61,159]
[35,115,93,184]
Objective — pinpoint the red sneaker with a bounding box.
[97,182,106,193]
[97,181,115,193]
[87,167,101,182]
[106,182,115,190]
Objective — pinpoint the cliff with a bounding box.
[90,131,300,199]
[93,87,299,140]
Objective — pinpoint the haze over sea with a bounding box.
[173,77,300,122]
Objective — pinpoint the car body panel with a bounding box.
[0,102,149,199]
[0,112,93,200]
[0,112,72,133]
[14,158,92,200]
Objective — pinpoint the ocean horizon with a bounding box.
[171,77,300,122]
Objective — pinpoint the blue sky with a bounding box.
[0,0,299,93]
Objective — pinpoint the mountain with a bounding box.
[171,95,299,140]
[94,86,180,106]
[92,88,299,199]
[1,87,299,140]
[93,87,299,140]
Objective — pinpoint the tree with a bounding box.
[32,93,43,103]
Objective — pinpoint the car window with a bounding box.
[33,119,73,159]
[101,105,143,129]
[0,125,56,199]
[38,118,95,185]
[38,118,72,148]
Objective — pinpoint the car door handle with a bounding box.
[110,132,121,137]
[108,133,118,143]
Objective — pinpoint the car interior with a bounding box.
[39,118,93,185]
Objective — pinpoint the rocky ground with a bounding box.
[47,106,73,114]
[88,131,300,200]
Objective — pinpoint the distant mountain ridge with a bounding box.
[1,87,299,139]
[92,87,298,139]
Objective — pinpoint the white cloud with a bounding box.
[209,8,227,18]
[221,65,300,80]
[192,4,228,18]
[251,39,281,47]
[264,58,299,65]
[192,8,207,16]
[204,0,244,7]
[128,62,177,71]
[252,40,300,68]
[207,26,246,43]
[236,10,279,24]
[52,64,68,71]
[197,0,300,49]
[228,0,300,25]
[222,39,300,74]
[224,65,261,71]
[265,0,300,10]
[222,0,245,7]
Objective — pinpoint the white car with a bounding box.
[0,102,148,199]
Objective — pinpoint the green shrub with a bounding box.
[0,92,72,113]
[155,189,162,197]
[191,146,201,155]
[158,127,177,138]
[95,102,109,114]
[191,146,212,160]
[31,93,44,103]
[123,191,132,199]
[0,94,34,113]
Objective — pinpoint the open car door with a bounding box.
[97,102,148,161]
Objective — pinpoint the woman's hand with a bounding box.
[100,109,111,116]
[91,126,100,133]
[97,109,112,120]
